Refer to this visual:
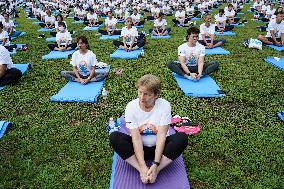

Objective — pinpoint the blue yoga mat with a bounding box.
[215,31,236,36]
[278,111,284,121]
[110,48,143,59]
[0,63,31,91]
[38,28,55,32]
[264,57,284,71]
[42,50,76,60]
[50,66,110,103]
[73,20,84,24]
[151,35,171,39]
[10,32,26,40]
[46,37,56,42]
[100,35,120,40]
[32,21,43,24]
[265,45,284,51]
[172,73,225,97]
[83,26,100,30]
[205,47,230,55]
[237,12,245,15]
[134,25,144,28]
[191,17,201,20]
[230,23,245,27]
[0,121,12,139]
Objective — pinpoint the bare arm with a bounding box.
[129,128,147,168]
[178,55,190,75]
[197,55,205,76]
[154,125,169,163]
[0,64,7,79]
[72,66,82,79]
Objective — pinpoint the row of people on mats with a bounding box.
[1,26,218,87]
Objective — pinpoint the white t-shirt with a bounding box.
[225,9,235,17]
[131,13,141,23]
[87,12,98,20]
[154,18,167,28]
[151,7,160,14]
[0,31,10,46]
[125,98,171,147]
[56,31,72,45]
[121,26,138,45]
[105,17,117,30]
[0,45,14,69]
[70,50,98,76]
[199,23,215,40]
[175,10,185,18]
[178,42,205,66]
[2,20,14,31]
[266,21,284,38]
[44,15,56,23]
[214,14,227,23]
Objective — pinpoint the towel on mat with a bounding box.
[110,48,143,59]
[215,31,236,36]
[46,37,56,42]
[264,57,284,71]
[151,35,171,39]
[50,66,110,103]
[42,50,75,60]
[0,63,31,91]
[109,117,191,189]
[265,44,284,51]
[172,73,225,97]
[0,121,12,139]
[205,47,230,55]
[278,111,284,121]
[99,35,120,40]
[38,28,55,32]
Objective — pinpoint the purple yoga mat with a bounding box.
[109,117,191,189]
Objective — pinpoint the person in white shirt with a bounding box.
[172,6,190,26]
[0,22,16,51]
[39,9,55,28]
[0,45,22,87]
[257,11,284,46]
[74,5,87,21]
[131,8,144,26]
[147,2,160,20]
[85,8,103,26]
[215,9,234,33]
[102,3,111,16]
[98,11,121,35]
[199,14,225,48]
[167,27,219,80]
[261,3,276,22]
[162,4,172,16]
[225,4,240,24]
[149,13,171,36]
[110,74,188,184]
[50,14,68,37]
[2,13,15,36]
[113,17,145,51]
[61,36,108,84]
[114,5,123,20]
[47,22,76,51]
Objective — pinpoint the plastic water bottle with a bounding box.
[108,117,116,134]
[141,49,144,57]
[12,48,16,55]
[102,88,108,100]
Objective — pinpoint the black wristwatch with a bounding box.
[152,161,160,166]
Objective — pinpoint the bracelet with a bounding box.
[152,161,160,166]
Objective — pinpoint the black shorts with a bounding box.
[266,37,281,43]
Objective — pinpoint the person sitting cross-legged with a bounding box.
[149,13,171,36]
[61,36,108,85]
[167,27,219,81]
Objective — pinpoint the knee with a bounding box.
[109,131,121,146]
[175,132,188,147]
[167,61,175,69]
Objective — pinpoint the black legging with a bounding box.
[167,61,219,76]
[98,29,121,35]
[83,20,103,26]
[47,43,77,51]
[109,131,188,160]
[0,68,22,87]
[215,25,234,32]
[4,44,17,52]
[113,40,145,48]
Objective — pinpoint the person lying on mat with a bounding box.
[47,22,76,51]
[167,27,219,81]
[110,74,188,184]
[113,17,145,51]
[61,36,108,85]
[214,9,234,33]
[39,9,55,29]
[86,8,103,27]
[149,13,171,36]
[98,11,121,36]
[0,22,16,52]
[0,45,22,87]
[131,8,144,26]
[199,14,225,49]
[257,11,284,46]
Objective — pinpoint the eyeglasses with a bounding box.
[190,35,198,38]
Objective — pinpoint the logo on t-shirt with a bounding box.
[186,54,197,66]
[78,61,89,76]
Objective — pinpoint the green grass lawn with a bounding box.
[0,4,284,189]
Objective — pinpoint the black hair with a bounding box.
[77,36,90,50]
[186,27,200,40]
[219,9,224,14]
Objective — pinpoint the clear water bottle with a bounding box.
[12,48,16,55]
[141,49,144,57]
[108,117,116,134]
[102,87,108,100]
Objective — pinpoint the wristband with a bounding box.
[152,161,160,166]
